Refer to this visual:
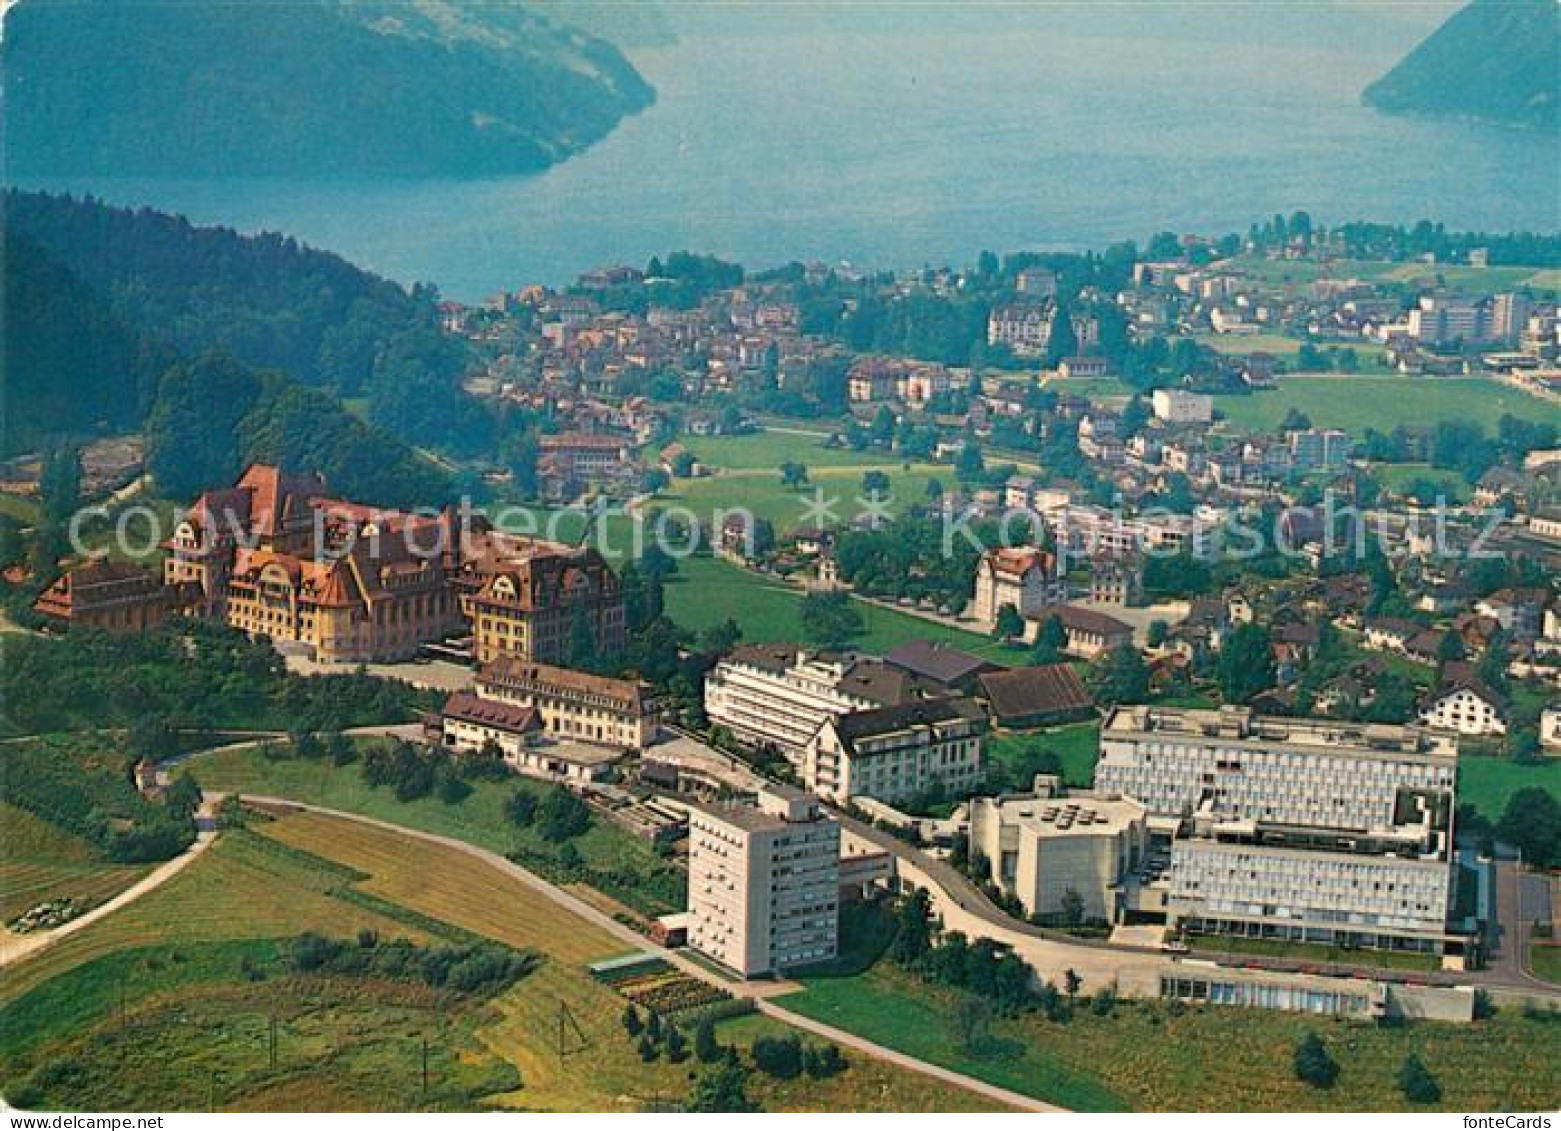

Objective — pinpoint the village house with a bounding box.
[1418,663,1508,737]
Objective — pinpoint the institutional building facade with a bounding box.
[703,643,934,764]
[805,697,987,805]
[1096,706,1459,950]
[162,464,626,666]
[686,787,840,977]
[475,655,657,750]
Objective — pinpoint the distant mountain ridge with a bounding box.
[1364,0,1560,130]
[1,0,655,177]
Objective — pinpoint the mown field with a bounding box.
[785,960,1561,1112]
[986,723,1101,790]
[1221,255,1561,296]
[1210,376,1556,437]
[1460,754,1561,821]
[660,554,1006,659]
[0,803,149,922]
[0,810,998,1112]
[177,739,684,917]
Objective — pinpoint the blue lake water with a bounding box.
[16,4,1561,299]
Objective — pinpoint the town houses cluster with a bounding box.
[24,234,1561,1025]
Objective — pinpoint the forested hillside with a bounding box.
[3,192,467,504]
[1364,0,1560,130]
[2,236,167,453]
[3,0,654,177]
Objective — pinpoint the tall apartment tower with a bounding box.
[686,786,840,977]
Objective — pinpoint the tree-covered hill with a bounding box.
[2,0,655,177]
[3,192,462,505]
[1364,0,1560,130]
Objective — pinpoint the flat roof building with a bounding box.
[1097,706,1459,951]
[686,786,840,978]
[969,777,1146,923]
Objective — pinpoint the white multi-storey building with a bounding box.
[805,697,987,804]
[686,786,840,977]
[1151,388,1214,425]
[969,778,1147,922]
[971,546,1063,628]
[703,643,930,764]
[1098,706,1459,951]
[1097,706,1456,830]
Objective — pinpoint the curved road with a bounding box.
[225,793,1058,1113]
[0,820,218,969]
[837,810,1561,1000]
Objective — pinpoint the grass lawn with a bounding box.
[1220,255,1560,297]
[660,554,1006,659]
[1369,463,1470,503]
[1533,943,1561,987]
[987,723,1101,789]
[713,1012,1005,1112]
[1210,376,1557,438]
[1193,332,1306,358]
[0,803,150,922]
[0,492,39,524]
[667,462,945,532]
[2,809,999,1113]
[178,740,685,917]
[682,432,903,471]
[784,960,1561,1112]
[1459,753,1561,821]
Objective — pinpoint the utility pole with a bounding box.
[268,1012,278,1069]
[421,1034,429,1101]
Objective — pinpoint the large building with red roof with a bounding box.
[162,464,625,665]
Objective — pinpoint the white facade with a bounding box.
[1098,706,1458,948]
[806,699,987,805]
[1097,707,1457,832]
[703,647,880,762]
[971,546,1062,627]
[969,783,1146,921]
[1418,686,1507,737]
[1541,703,1561,751]
[1151,388,1214,425]
[1167,839,1452,941]
[686,788,840,977]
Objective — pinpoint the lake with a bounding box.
[15,4,1560,299]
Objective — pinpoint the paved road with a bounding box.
[225,793,1052,1112]
[1488,858,1558,994]
[839,811,1561,1000]
[0,821,218,969]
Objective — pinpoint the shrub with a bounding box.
[804,1043,846,1079]
[506,789,538,827]
[666,1024,688,1063]
[536,787,591,842]
[751,1034,804,1079]
[1397,1054,1441,1104]
[694,1018,721,1063]
[1294,1033,1339,1090]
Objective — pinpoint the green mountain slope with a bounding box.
[3,193,455,505]
[1364,0,1560,130]
[2,0,655,176]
